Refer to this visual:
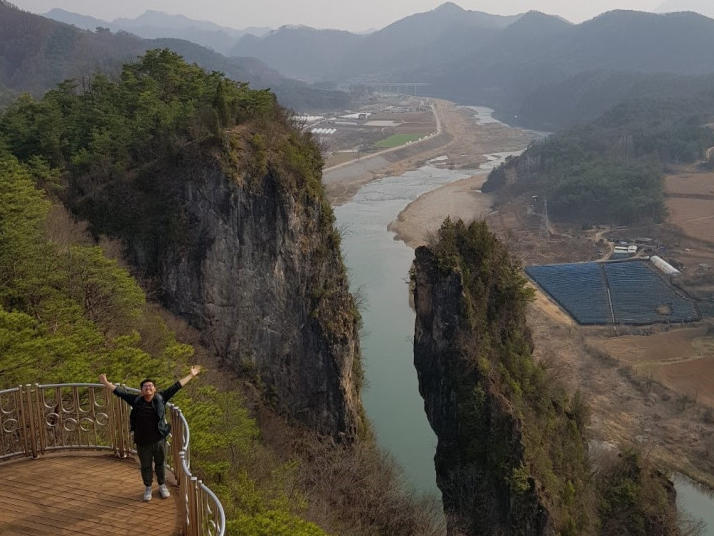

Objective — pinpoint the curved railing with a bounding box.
[0,383,225,536]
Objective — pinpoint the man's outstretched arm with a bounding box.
[179,365,201,387]
[99,373,116,391]
[99,373,135,404]
[161,365,202,402]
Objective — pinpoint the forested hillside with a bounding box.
[0,1,347,111]
[0,49,444,536]
[484,94,714,224]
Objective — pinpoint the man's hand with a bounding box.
[180,365,202,387]
[99,373,116,391]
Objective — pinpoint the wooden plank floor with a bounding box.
[0,452,181,536]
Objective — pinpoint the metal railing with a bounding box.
[0,383,225,536]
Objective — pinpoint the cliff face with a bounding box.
[412,219,682,536]
[162,161,360,438]
[412,242,554,536]
[69,131,363,440]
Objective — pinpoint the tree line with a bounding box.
[485,93,714,225]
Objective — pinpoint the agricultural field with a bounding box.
[316,94,436,168]
[374,133,424,148]
[665,169,714,245]
[525,260,700,325]
[586,326,714,406]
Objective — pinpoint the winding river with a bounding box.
[333,105,714,534]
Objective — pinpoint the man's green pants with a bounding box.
[137,439,166,486]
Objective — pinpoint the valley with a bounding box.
[4,1,714,533]
[325,92,714,531]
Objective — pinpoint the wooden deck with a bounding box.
[0,452,182,536]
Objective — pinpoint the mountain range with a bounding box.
[15,1,714,128]
[44,8,270,56]
[228,3,714,128]
[0,2,347,111]
[656,0,714,18]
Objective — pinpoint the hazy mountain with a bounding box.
[656,0,714,19]
[410,9,714,126]
[113,10,270,55]
[229,2,520,81]
[231,26,362,81]
[342,2,522,79]
[0,3,347,111]
[43,8,271,55]
[227,3,714,127]
[43,8,109,30]
[514,70,714,129]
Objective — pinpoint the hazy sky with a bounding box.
[12,0,676,32]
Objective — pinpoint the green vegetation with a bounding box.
[0,49,279,264]
[0,50,446,536]
[597,450,679,535]
[485,97,714,225]
[0,147,330,535]
[423,218,680,535]
[374,133,423,148]
[429,219,592,533]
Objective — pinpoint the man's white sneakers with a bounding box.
[159,484,171,499]
[143,486,152,502]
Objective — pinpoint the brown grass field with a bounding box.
[586,327,714,407]
[665,169,714,244]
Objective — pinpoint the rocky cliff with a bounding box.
[412,219,680,536]
[412,220,560,535]
[68,125,363,440]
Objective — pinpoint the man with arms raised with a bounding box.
[99,366,201,501]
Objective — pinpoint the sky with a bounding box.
[9,0,690,32]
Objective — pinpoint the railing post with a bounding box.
[36,384,47,455]
[171,409,179,484]
[179,451,190,535]
[196,479,205,534]
[17,385,30,457]
[190,476,200,536]
[114,383,131,458]
[23,384,38,458]
[107,384,120,456]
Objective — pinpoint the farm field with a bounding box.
[586,327,714,406]
[665,168,714,244]
[374,133,424,148]
[525,260,700,325]
[665,170,714,197]
[668,198,714,243]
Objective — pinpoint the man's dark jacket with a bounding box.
[112,382,181,441]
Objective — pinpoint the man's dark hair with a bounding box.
[140,378,155,388]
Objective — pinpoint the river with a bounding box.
[334,164,478,496]
[332,105,714,533]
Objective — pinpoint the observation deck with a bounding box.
[0,383,225,536]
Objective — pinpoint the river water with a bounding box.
[333,147,516,497]
[334,164,478,496]
[332,105,714,532]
